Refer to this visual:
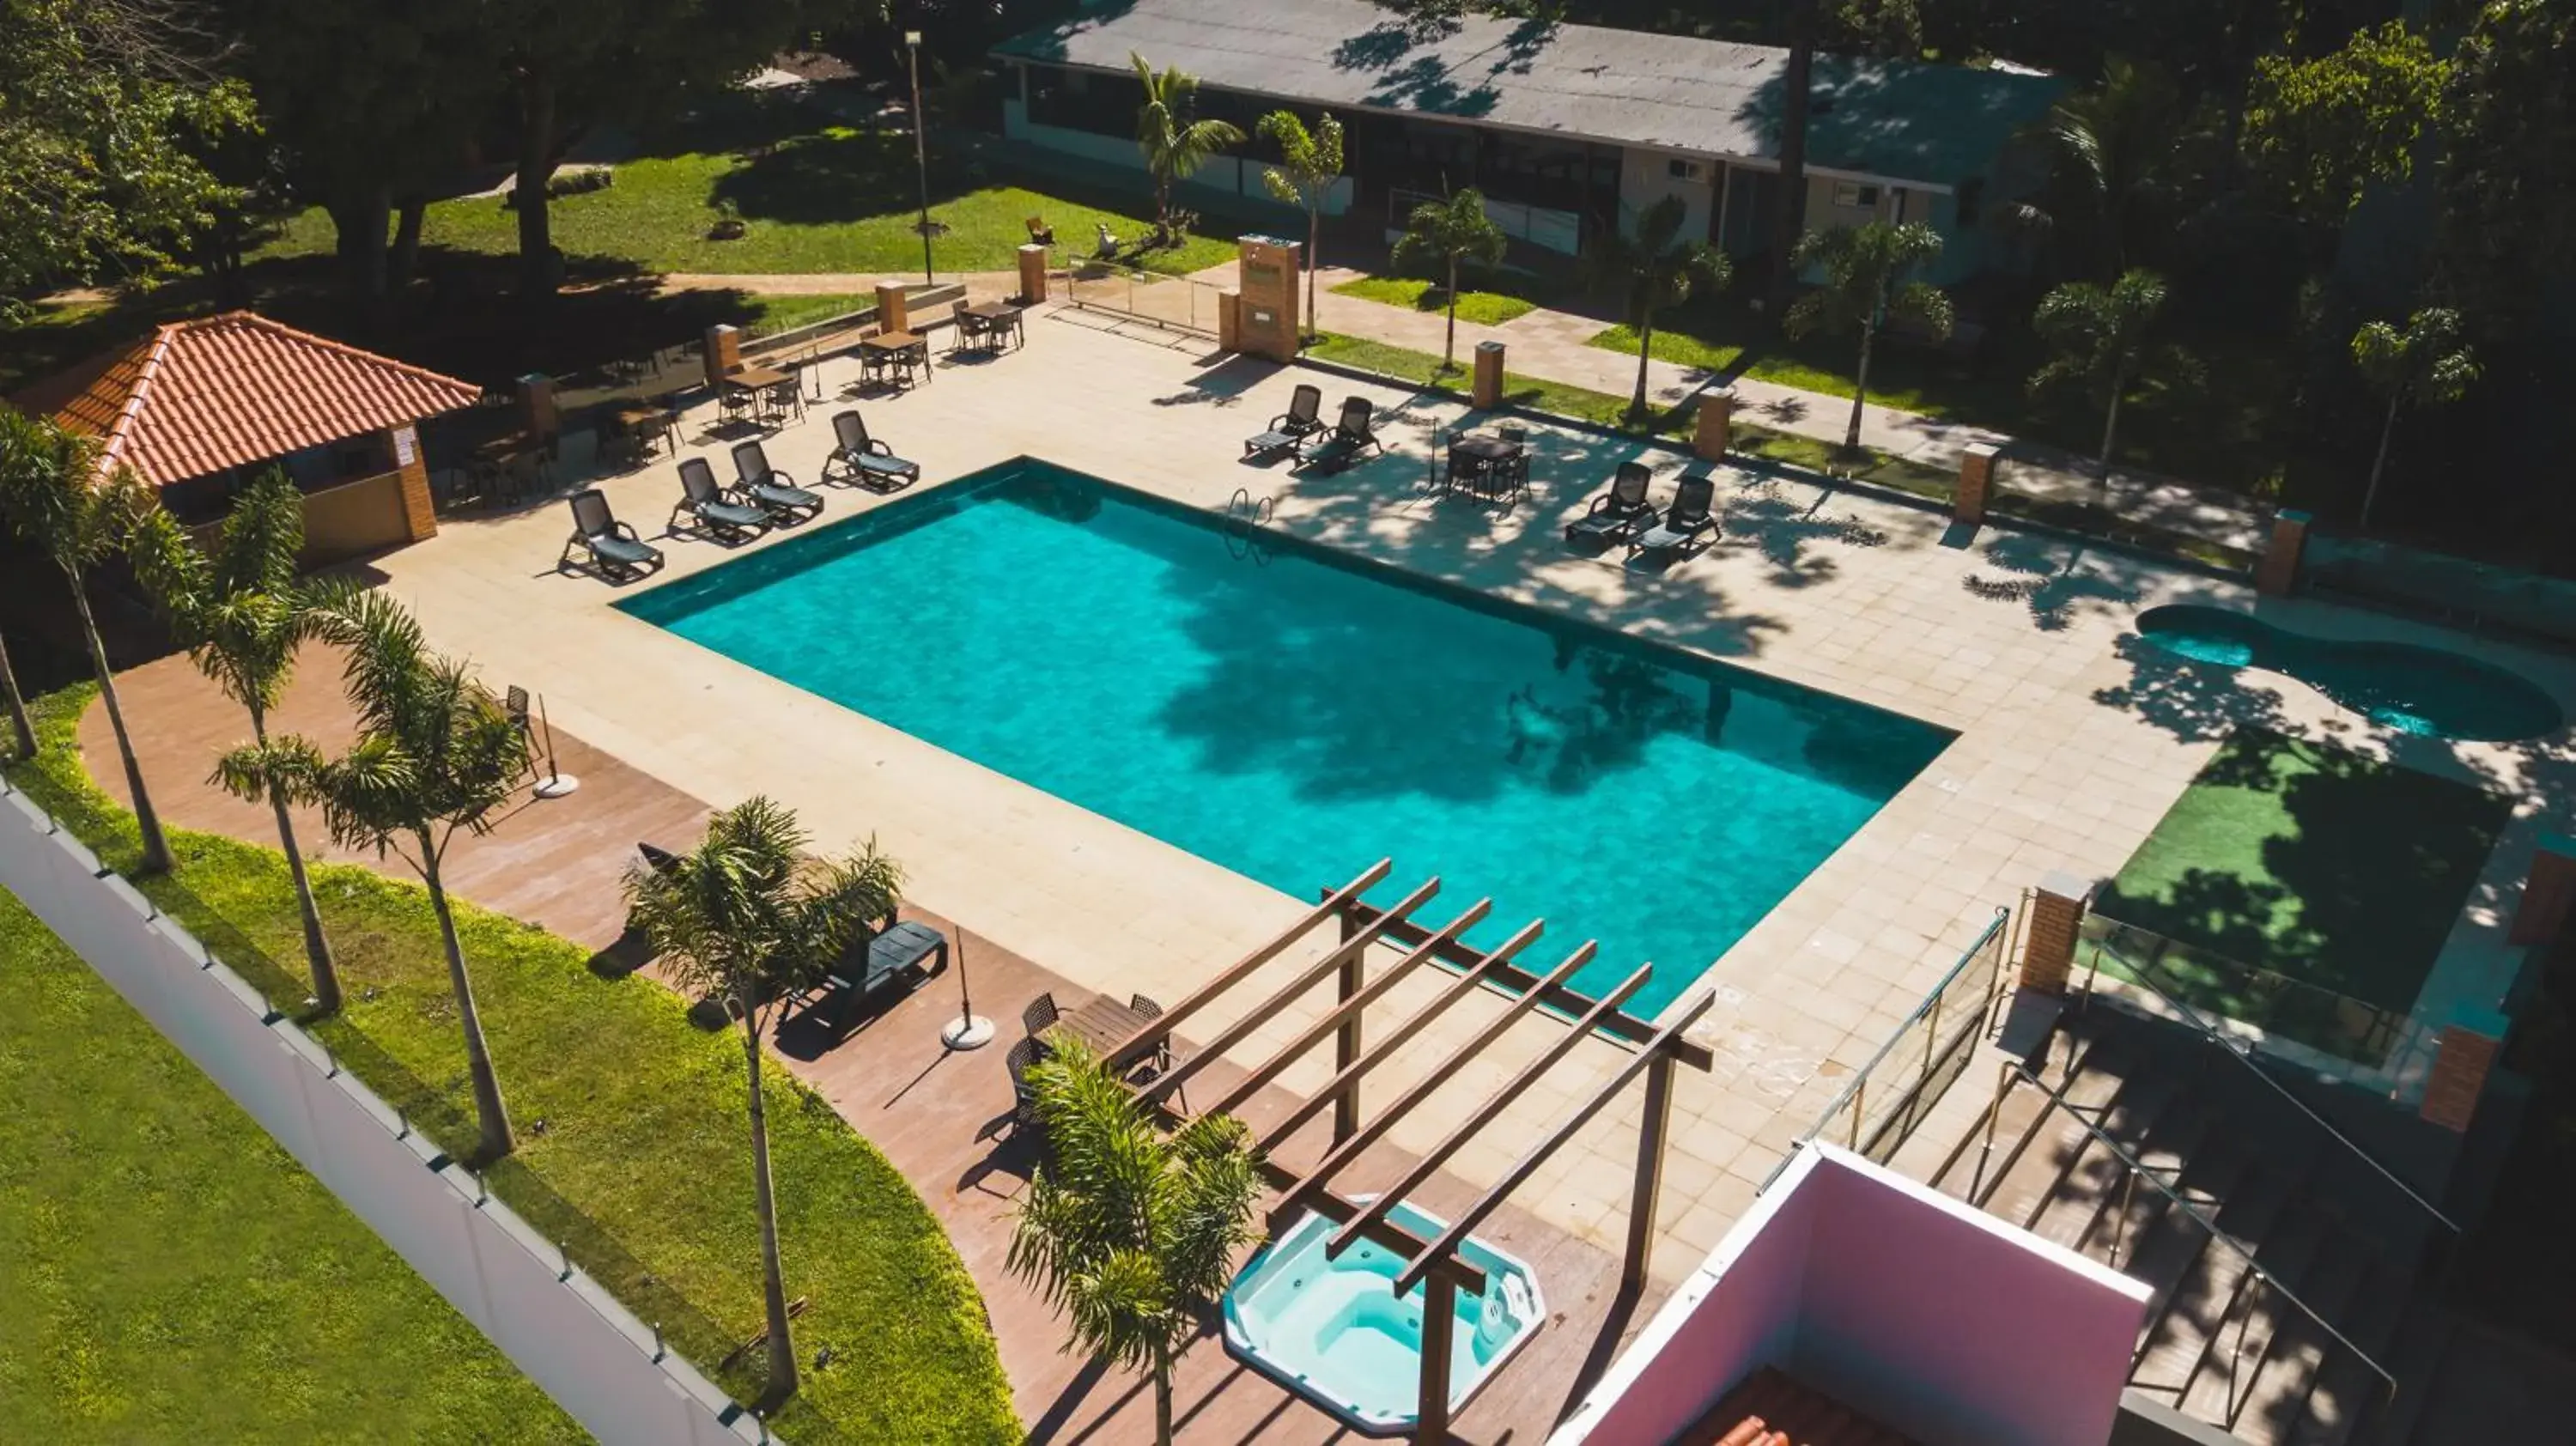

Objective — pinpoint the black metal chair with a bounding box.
[1023,992,1060,1038]
[1005,1036,1045,1135]
[1128,993,1185,1109]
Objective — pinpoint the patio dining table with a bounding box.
[1041,995,1150,1058]
[860,331,930,389]
[963,301,1026,351]
[1446,433,1530,501]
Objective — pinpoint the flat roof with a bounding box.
[995,0,2063,188]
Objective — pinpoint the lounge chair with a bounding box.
[1297,397,1382,471]
[797,914,946,1022]
[1243,384,1324,458]
[669,457,769,543]
[559,488,665,580]
[1565,462,1657,549]
[1631,471,1720,562]
[729,440,823,522]
[1026,216,1056,248]
[818,410,920,493]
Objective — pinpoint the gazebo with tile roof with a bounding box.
[9,310,484,564]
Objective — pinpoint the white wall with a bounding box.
[0,780,758,1446]
[1618,147,1717,241]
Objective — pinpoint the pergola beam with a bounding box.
[1250,1156,1485,1293]
[1253,920,1546,1152]
[1104,858,1392,1075]
[1333,893,1716,1069]
[1394,987,1719,1295]
[1131,874,1443,1106]
[1267,943,1596,1232]
[1327,963,1653,1261]
[1194,897,1493,1123]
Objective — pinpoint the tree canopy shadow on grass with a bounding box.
[2096,727,2512,1021]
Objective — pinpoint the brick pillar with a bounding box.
[1693,392,1734,461]
[516,374,556,440]
[386,423,435,543]
[1955,442,2001,526]
[1234,236,1303,362]
[2257,507,2312,597]
[875,278,911,335]
[2020,871,2093,995]
[1016,242,1050,304]
[1472,342,1505,410]
[2510,835,2576,945]
[2421,1026,2501,1131]
[702,324,741,380]
[1216,288,1242,353]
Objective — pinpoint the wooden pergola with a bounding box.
[1100,860,1716,1442]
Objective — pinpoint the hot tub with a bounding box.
[1221,1196,1545,1436]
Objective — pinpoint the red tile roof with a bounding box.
[11,311,483,489]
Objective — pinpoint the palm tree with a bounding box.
[2352,308,2478,530]
[1590,195,1734,418]
[1783,221,1954,450]
[1393,185,1510,369]
[1009,1042,1262,1446]
[0,629,33,760]
[1131,53,1242,246]
[127,470,347,1012]
[265,590,529,1160]
[2008,58,2211,278]
[0,412,173,873]
[624,798,902,1402]
[2028,270,2202,481]
[1256,109,1345,339]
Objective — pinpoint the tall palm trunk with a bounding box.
[423,850,513,1159]
[2096,362,2127,481]
[0,629,33,759]
[1844,323,1876,450]
[1769,0,1817,317]
[514,72,558,301]
[1443,257,1460,368]
[253,706,340,1013]
[1632,305,1657,418]
[1152,1345,1176,1446]
[2360,393,2403,528]
[743,1012,799,1396]
[1304,206,1321,342]
[67,574,171,874]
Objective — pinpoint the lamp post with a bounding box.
[906,29,935,283]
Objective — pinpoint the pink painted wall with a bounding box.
[1553,1146,2148,1446]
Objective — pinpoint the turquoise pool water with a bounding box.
[2136,605,2561,743]
[623,461,1951,1013]
[1222,1198,1542,1435]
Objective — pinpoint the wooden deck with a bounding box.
[82,651,1670,1442]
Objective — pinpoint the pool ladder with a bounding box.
[1224,487,1277,564]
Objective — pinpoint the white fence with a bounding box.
[0,778,760,1446]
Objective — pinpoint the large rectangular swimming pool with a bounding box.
[622,460,1950,1015]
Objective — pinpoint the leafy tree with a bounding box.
[0,413,173,874]
[0,0,252,312]
[1827,0,1923,57]
[1008,1041,1262,1446]
[1783,221,1953,450]
[2243,21,2447,230]
[1589,195,1733,418]
[1256,109,1346,338]
[1393,185,1510,368]
[127,470,344,1012]
[266,592,530,1160]
[624,798,902,1402]
[2009,57,2215,277]
[2351,307,2477,529]
[1131,53,1244,246]
[2436,0,2576,334]
[2028,270,2200,479]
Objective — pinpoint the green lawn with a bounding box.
[255,92,1232,282]
[2,688,1018,1445]
[1329,275,1539,326]
[1587,297,2297,492]
[0,890,581,1443]
[2093,729,2509,1057]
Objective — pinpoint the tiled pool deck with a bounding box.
[259,305,2576,1275]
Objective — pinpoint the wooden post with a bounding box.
[1015,241,1049,304]
[1472,342,1505,410]
[2510,834,2576,945]
[1624,1054,1676,1292]
[2257,507,2311,598]
[2021,871,2091,995]
[384,423,435,543]
[1336,940,1365,1145]
[516,373,557,440]
[1692,392,1734,461]
[1417,1271,1456,1443]
[702,324,742,380]
[874,278,911,336]
[1955,441,2000,526]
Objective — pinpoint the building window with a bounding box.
[1832,181,1881,211]
[1666,157,1707,184]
